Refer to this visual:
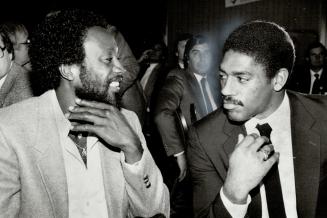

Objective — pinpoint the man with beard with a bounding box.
[0,9,169,218]
[187,21,327,218]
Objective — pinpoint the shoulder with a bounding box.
[287,90,327,120]
[190,108,228,140]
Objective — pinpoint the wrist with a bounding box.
[222,183,248,204]
[122,142,143,164]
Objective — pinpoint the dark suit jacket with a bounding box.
[187,90,327,218]
[287,65,327,94]
[155,68,222,156]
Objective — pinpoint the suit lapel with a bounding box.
[288,91,320,217]
[33,92,69,218]
[100,145,125,217]
[0,63,18,107]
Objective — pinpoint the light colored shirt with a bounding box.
[193,73,217,112]
[0,74,7,89]
[221,93,298,218]
[140,63,159,89]
[309,69,323,94]
[50,90,145,218]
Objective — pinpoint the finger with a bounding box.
[237,133,259,149]
[69,106,108,118]
[70,123,103,134]
[263,152,279,168]
[75,98,115,110]
[249,136,270,151]
[68,112,105,125]
[237,134,244,144]
[257,144,274,161]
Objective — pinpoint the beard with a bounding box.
[75,64,120,108]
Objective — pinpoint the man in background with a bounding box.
[0,25,33,107]
[288,41,327,94]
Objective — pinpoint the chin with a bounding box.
[226,111,249,123]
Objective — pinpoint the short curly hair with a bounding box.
[223,20,295,79]
[29,9,108,93]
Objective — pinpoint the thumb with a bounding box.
[237,134,245,144]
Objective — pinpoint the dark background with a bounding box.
[1,0,168,58]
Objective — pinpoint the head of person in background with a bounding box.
[183,34,213,76]
[174,33,192,69]
[1,22,31,71]
[0,27,14,81]
[138,40,167,65]
[220,20,295,122]
[306,41,326,73]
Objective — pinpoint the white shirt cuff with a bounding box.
[220,188,251,218]
[173,151,185,157]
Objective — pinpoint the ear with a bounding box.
[58,64,78,81]
[272,68,289,91]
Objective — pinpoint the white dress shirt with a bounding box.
[221,93,298,218]
[193,73,217,112]
[309,69,323,94]
[0,74,7,89]
[140,63,158,90]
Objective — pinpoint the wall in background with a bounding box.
[167,0,326,65]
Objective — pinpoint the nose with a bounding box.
[112,56,126,75]
[220,77,234,96]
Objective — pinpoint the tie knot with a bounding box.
[314,73,319,79]
[256,123,272,139]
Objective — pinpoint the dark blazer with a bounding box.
[187,90,327,218]
[287,65,327,94]
[154,68,222,156]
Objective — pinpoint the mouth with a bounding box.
[223,102,240,110]
[108,75,123,90]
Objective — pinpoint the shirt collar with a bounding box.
[50,89,71,138]
[310,68,323,78]
[245,93,290,132]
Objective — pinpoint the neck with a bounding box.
[255,90,285,120]
[310,66,323,73]
[55,79,76,114]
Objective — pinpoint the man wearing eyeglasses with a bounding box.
[0,26,33,108]
[1,22,32,72]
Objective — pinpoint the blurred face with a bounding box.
[12,30,30,68]
[176,39,188,61]
[309,47,325,69]
[75,26,125,105]
[188,43,212,75]
[219,50,276,122]
[0,35,13,79]
[148,43,164,62]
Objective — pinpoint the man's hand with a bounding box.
[223,134,279,204]
[176,153,187,181]
[67,98,143,163]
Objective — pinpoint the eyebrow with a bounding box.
[219,67,251,76]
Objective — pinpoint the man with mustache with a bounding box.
[187,21,327,218]
[0,9,169,218]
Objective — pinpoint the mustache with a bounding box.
[108,75,123,84]
[223,96,244,106]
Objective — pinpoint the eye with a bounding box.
[103,57,113,63]
[237,76,249,83]
[219,72,227,80]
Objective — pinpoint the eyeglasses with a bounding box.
[0,45,6,58]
